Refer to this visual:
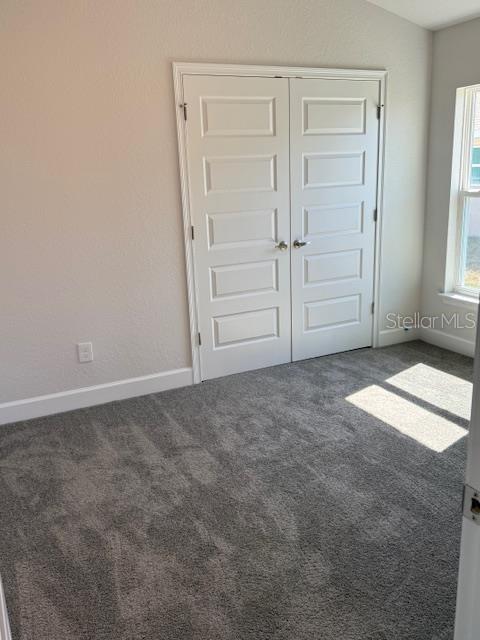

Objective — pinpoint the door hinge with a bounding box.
[371,301,375,315]
[197,332,202,346]
[373,208,378,222]
[463,484,480,525]
[180,103,187,121]
[377,104,384,120]
[191,225,194,240]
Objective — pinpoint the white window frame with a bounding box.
[451,85,480,298]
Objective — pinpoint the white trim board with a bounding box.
[0,575,11,640]
[172,62,387,81]
[378,327,420,347]
[173,62,388,382]
[420,327,475,358]
[0,368,193,426]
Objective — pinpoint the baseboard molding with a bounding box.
[0,368,193,426]
[0,574,11,640]
[377,327,420,347]
[420,328,475,358]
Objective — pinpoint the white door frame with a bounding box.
[454,313,480,640]
[173,62,388,383]
[0,574,11,640]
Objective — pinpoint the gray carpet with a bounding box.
[0,341,473,640]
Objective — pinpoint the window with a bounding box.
[455,86,480,296]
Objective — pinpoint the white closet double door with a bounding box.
[183,74,379,380]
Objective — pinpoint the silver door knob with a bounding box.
[275,241,288,251]
[293,239,311,248]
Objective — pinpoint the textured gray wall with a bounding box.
[421,17,480,354]
[0,0,431,402]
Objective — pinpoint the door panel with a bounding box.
[303,151,365,188]
[304,295,360,331]
[183,75,291,380]
[210,260,278,299]
[304,249,362,284]
[302,97,366,135]
[290,78,379,361]
[303,203,363,237]
[204,154,277,193]
[206,208,277,249]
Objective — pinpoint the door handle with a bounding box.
[275,241,289,251]
[293,239,311,248]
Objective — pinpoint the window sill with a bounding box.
[438,291,480,309]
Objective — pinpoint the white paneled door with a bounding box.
[183,75,292,380]
[290,79,380,361]
[182,73,380,380]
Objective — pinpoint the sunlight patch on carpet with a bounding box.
[385,363,472,420]
[346,385,468,452]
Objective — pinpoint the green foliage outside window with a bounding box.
[472,147,480,186]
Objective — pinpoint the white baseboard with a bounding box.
[0,368,193,426]
[0,574,11,640]
[377,327,420,347]
[420,327,475,358]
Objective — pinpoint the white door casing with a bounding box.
[290,78,380,361]
[174,63,387,383]
[0,574,11,640]
[454,310,480,640]
[182,75,292,380]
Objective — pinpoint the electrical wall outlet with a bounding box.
[77,342,93,363]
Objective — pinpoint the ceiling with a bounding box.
[366,0,480,30]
